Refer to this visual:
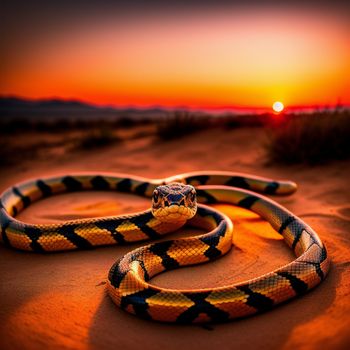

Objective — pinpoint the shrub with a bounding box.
[266,111,350,164]
[74,128,120,150]
[156,112,208,140]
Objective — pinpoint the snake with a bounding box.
[0,171,330,323]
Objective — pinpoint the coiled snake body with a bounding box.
[0,172,330,323]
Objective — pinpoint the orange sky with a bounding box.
[1,7,349,110]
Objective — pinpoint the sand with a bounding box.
[0,126,349,350]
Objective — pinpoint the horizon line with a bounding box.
[1,94,348,113]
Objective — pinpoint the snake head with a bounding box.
[151,182,197,223]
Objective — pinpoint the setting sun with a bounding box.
[272,101,284,113]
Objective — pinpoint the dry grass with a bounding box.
[222,114,266,128]
[266,111,350,164]
[0,117,150,134]
[0,127,121,164]
[73,128,121,150]
[155,111,209,140]
[2,110,349,165]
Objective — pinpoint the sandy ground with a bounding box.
[0,126,349,350]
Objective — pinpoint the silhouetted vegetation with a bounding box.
[0,117,152,134]
[222,114,266,128]
[266,111,350,164]
[2,107,349,165]
[73,128,121,150]
[156,112,209,140]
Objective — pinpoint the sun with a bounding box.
[272,101,284,113]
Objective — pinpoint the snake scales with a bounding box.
[0,171,330,323]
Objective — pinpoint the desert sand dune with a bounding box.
[0,126,349,350]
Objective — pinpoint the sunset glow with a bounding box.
[1,6,349,110]
[273,102,284,113]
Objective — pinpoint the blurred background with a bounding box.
[0,0,349,167]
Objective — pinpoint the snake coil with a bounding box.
[0,171,329,323]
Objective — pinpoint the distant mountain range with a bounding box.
[0,97,171,120]
[0,96,347,120]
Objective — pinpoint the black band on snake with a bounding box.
[0,171,330,323]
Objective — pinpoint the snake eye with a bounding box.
[188,191,196,203]
[153,190,159,203]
